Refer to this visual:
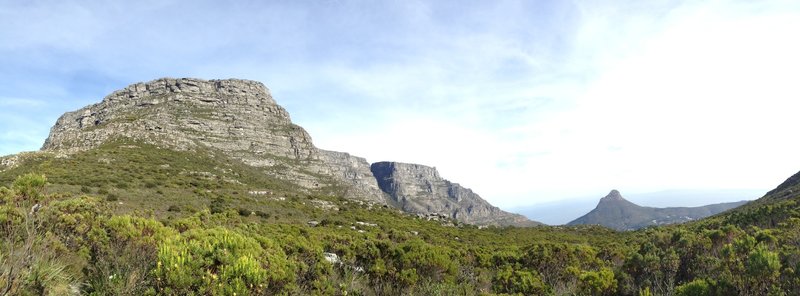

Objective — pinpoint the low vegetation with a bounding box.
[1,142,799,295]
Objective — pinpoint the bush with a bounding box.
[153,228,294,295]
[493,265,549,295]
[675,279,710,296]
[209,197,227,214]
[238,208,252,217]
[255,211,271,219]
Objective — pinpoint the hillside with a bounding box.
[568,190,747,230]
[30,77,534,227]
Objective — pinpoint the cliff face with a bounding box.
[371,162,539,226]
[43,78,314,162]
[318,149,389,204]
[568,190,748,230]
[41,78,373,199]
[38,77,537,225]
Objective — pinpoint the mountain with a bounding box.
[567,189,748,230]
[16,77,535,226]
[371,162,539,226]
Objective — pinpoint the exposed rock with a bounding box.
[355,221,377,227]
[310,199,339,211]
[370,162,540,227]
[568,190,749,230]
[38,77,539,226]
[1,152,43,172]
[41,78,335,189]
[40,78,390,203]
[323,252,339,264]
[318,149,390,204]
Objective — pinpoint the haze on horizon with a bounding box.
[1,0,799,210]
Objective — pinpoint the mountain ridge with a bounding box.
[33,77,537,226]
[568,189,748,230]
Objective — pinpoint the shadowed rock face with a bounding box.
[568,190,748,230]
[40,77,539,225]
[370,162,540,227]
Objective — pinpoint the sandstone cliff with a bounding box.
[318,149,390,203]
[39,77,536,225]
[371,162,540,226]
[41,78,384,201]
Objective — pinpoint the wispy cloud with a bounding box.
[0,98,45,107]
[1,0,798,207]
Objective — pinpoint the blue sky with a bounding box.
[2,0,800,208]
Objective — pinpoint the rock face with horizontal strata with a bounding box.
[40,77,539,225]
[370,162,540,226]
[43,78,313,161]
[41,78,363,195]
[318,149,390,204]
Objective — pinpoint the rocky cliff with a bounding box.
[39,77,535,226]
[318,149,389,203]
[41,78,393,204]
[371,162,539,226]
[568,190,748,230]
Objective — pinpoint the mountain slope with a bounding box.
[26,77,536,226]
[568,190,747,230]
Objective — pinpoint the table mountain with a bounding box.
[34,77,536,226]
[568,190,747,230]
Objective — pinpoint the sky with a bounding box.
[1,0,799,209]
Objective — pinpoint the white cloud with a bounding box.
[1,0,799,209]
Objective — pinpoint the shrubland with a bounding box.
[1,142,799,295]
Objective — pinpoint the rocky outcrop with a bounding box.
[39,77,538,226]
[318,150,389,204]
[568,190,748,230]
[43,78,314,161]
[370,162,539,226]
[41,78,363,193]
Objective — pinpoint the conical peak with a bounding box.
[601,189,624,202]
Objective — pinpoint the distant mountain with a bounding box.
[567,190,748,230]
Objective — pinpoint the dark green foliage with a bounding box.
[2,142,800,295]
[209,196,227,214]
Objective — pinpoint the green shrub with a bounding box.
[675,279,711,296]
[153,228,294,295]
[492,265,549,295]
